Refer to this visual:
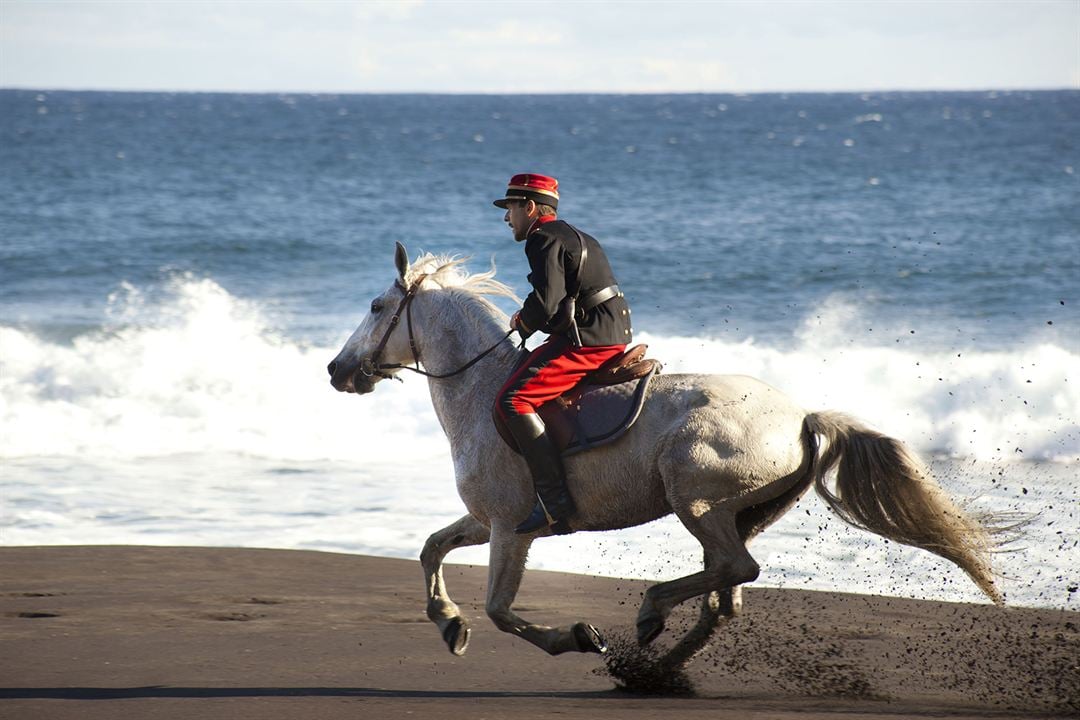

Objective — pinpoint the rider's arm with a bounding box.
[518,233,566,334]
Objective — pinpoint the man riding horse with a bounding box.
[328,221,1007,663]
[493,173,632,535]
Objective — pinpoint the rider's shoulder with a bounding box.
[528,219,572,243]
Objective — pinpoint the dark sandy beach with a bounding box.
[1,546,1076,719]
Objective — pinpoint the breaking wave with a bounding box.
[2,277,1076,463]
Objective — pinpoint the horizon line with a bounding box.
[2,84,1077,97]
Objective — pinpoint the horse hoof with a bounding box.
[442,617,470,656]
[572,622,608,654]
[637,616,665,646]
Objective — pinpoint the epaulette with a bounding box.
[528,219,564,241]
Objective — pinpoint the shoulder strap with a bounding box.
[566,223,588,298]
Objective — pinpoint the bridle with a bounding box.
[359,274,517,382]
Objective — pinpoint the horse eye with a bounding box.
[370,299,383,314]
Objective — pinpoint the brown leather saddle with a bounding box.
[493,344,661,457]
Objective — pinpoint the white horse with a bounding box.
[328,246,1004,668]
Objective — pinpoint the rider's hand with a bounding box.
[510,311,532,338]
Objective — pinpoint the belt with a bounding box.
[579,284,621,311]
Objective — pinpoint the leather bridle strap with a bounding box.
[383,329,517,380]
[362,275,518,381]
[360,276,424,380]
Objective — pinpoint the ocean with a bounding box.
[1,89,1077,610]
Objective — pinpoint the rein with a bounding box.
[361,275,518,382]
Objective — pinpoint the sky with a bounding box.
[0,0,1077,94]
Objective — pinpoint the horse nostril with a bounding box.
[327,361,337,377]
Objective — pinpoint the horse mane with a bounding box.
[405,253,520,305]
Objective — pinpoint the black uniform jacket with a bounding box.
[518,219,633,347]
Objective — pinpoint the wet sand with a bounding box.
[1,546,1076,719]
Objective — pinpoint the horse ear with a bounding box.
[394,242,409,281]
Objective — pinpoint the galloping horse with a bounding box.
[328,246,1004,666]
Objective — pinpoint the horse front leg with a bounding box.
[420,513,490,655]
[484,525,608,656]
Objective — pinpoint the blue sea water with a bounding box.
[1,90,1077,608]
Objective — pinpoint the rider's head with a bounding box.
[494,174,558,242]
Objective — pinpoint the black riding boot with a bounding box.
[505,413,576,535]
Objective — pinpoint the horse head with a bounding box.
[327,242,417,394]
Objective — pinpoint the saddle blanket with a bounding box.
[493,344,660,457]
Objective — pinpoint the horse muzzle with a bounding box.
[327,358,376,395]
[351,369,377,394]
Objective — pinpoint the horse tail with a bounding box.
[804,411,1004,605]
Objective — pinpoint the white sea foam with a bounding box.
[1,277,1076,464]
[1,276,448,464]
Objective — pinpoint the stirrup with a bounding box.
[514,501,553,534]
[514,502,574,535]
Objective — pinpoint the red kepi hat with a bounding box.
[493,173,559,210]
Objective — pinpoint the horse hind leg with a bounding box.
[420,514,490,655]
[642,450,816,665]
[636,505,759,646]
[640,448,816,654]
[656,565,744,670]
[654,474,812,665]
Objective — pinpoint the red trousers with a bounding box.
[496,336,626,418]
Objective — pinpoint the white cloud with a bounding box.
[639,58,735,92]
[351,0,425,23]
[450,20,563,47]
[351,47,381,79]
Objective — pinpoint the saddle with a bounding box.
[493,344,662,457]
